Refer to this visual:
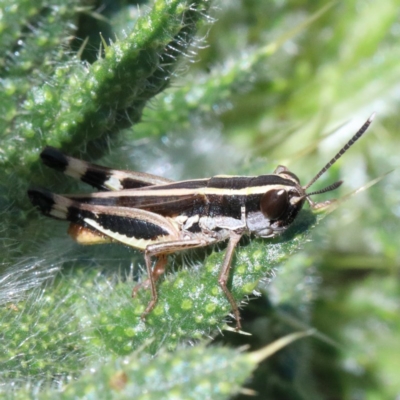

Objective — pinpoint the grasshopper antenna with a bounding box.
[306,180,343,196]
[303,113,375,191]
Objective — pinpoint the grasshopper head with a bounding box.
[250,115,374,238]
[252,166,306,238]
[257,165,306,232]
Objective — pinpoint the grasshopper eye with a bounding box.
[260,189,289,220]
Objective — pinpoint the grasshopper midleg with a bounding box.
[139,237,216,317]
[28,114,374,330]
[131,255,168,298]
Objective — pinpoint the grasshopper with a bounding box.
[28,114,374,330]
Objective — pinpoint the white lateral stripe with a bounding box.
[73,184,291,199]
[84,218,171,250]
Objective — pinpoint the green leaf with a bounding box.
[1,1,400,398]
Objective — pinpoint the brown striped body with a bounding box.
[27,115,374,330]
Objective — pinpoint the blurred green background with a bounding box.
[1,0,399,398]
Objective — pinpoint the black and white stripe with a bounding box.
[28,188,180,247]
[41,146,173,191]
[63,175,299,218]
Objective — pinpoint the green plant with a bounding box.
[1,1,399,398]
